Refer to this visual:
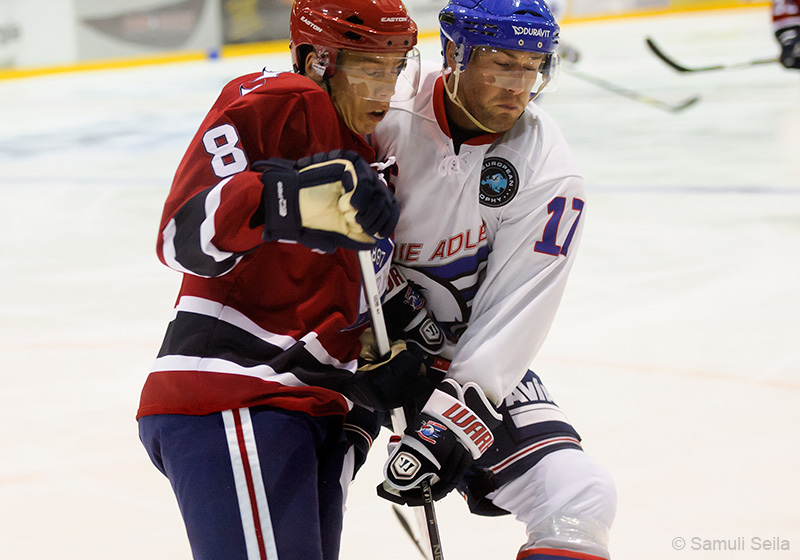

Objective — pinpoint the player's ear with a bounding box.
[444,41,457,70]
[304,51,324,85]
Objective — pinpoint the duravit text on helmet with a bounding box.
[512,26,550,37]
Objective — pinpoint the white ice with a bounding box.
[0,7,798,560]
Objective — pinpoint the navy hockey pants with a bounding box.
[139,407,349,560]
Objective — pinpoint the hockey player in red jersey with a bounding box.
[774,0,800,68]
[136,1,433,559]
[359,1,618,559]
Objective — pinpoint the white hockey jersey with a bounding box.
[372,63,585,404]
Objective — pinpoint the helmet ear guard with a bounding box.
[310,48,332,77]
[452,42,468,73]
[292,44,331,77]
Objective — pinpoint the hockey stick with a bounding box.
[357,250,445,560]
[392,505,429,560]
[393,505,430,560]
[357,250,391,358]
[563,66,700,113]
[645,37,779,73]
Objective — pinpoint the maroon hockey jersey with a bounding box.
[137,70,378,420]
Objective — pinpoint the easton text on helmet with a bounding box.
[301,15,322,33]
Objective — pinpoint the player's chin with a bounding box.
[359,109,389,133]
[487,106,524,131]
[483,114,518,133]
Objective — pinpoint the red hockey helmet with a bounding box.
[290,0,418,75]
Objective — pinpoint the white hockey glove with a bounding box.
[378,379,502,506]
[252,150,399,253]
[777,26,800,69]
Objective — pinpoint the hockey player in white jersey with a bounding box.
[364,1,618,559]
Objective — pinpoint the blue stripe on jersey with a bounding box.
[413,244,489,282]
[459,283,481,304]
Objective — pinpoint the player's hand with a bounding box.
[377,379,502,506]
[349,333,443,412]
[252,150,399,252]
[381,265,446,356]
[777,26,800,69]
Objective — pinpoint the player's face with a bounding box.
[329,49,410,135]
[453,47,548,132]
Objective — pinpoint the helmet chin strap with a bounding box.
[441,68,551,135]
[442,68,498,134]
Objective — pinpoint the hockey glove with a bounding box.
[777,26,800,69]
[349,331,444,412]
[377,379,502,506]
[252,150,399,253]
[382,265,446,356]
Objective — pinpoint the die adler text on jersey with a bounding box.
[395,223,487,263]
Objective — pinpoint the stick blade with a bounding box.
[669,95,701,113]
[392,506,430,560]
[645,36,693,72]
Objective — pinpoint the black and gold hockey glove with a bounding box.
[252,150,399,252]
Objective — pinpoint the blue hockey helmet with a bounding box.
[439,0,559,72]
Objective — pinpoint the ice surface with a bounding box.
[1,7,797,560]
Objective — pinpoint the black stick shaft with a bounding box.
[564,67,699,113]
[421,480,444,560]
[645,37,778,73]
[358,250,445,560]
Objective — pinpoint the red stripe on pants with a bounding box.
[233,409,269,560]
